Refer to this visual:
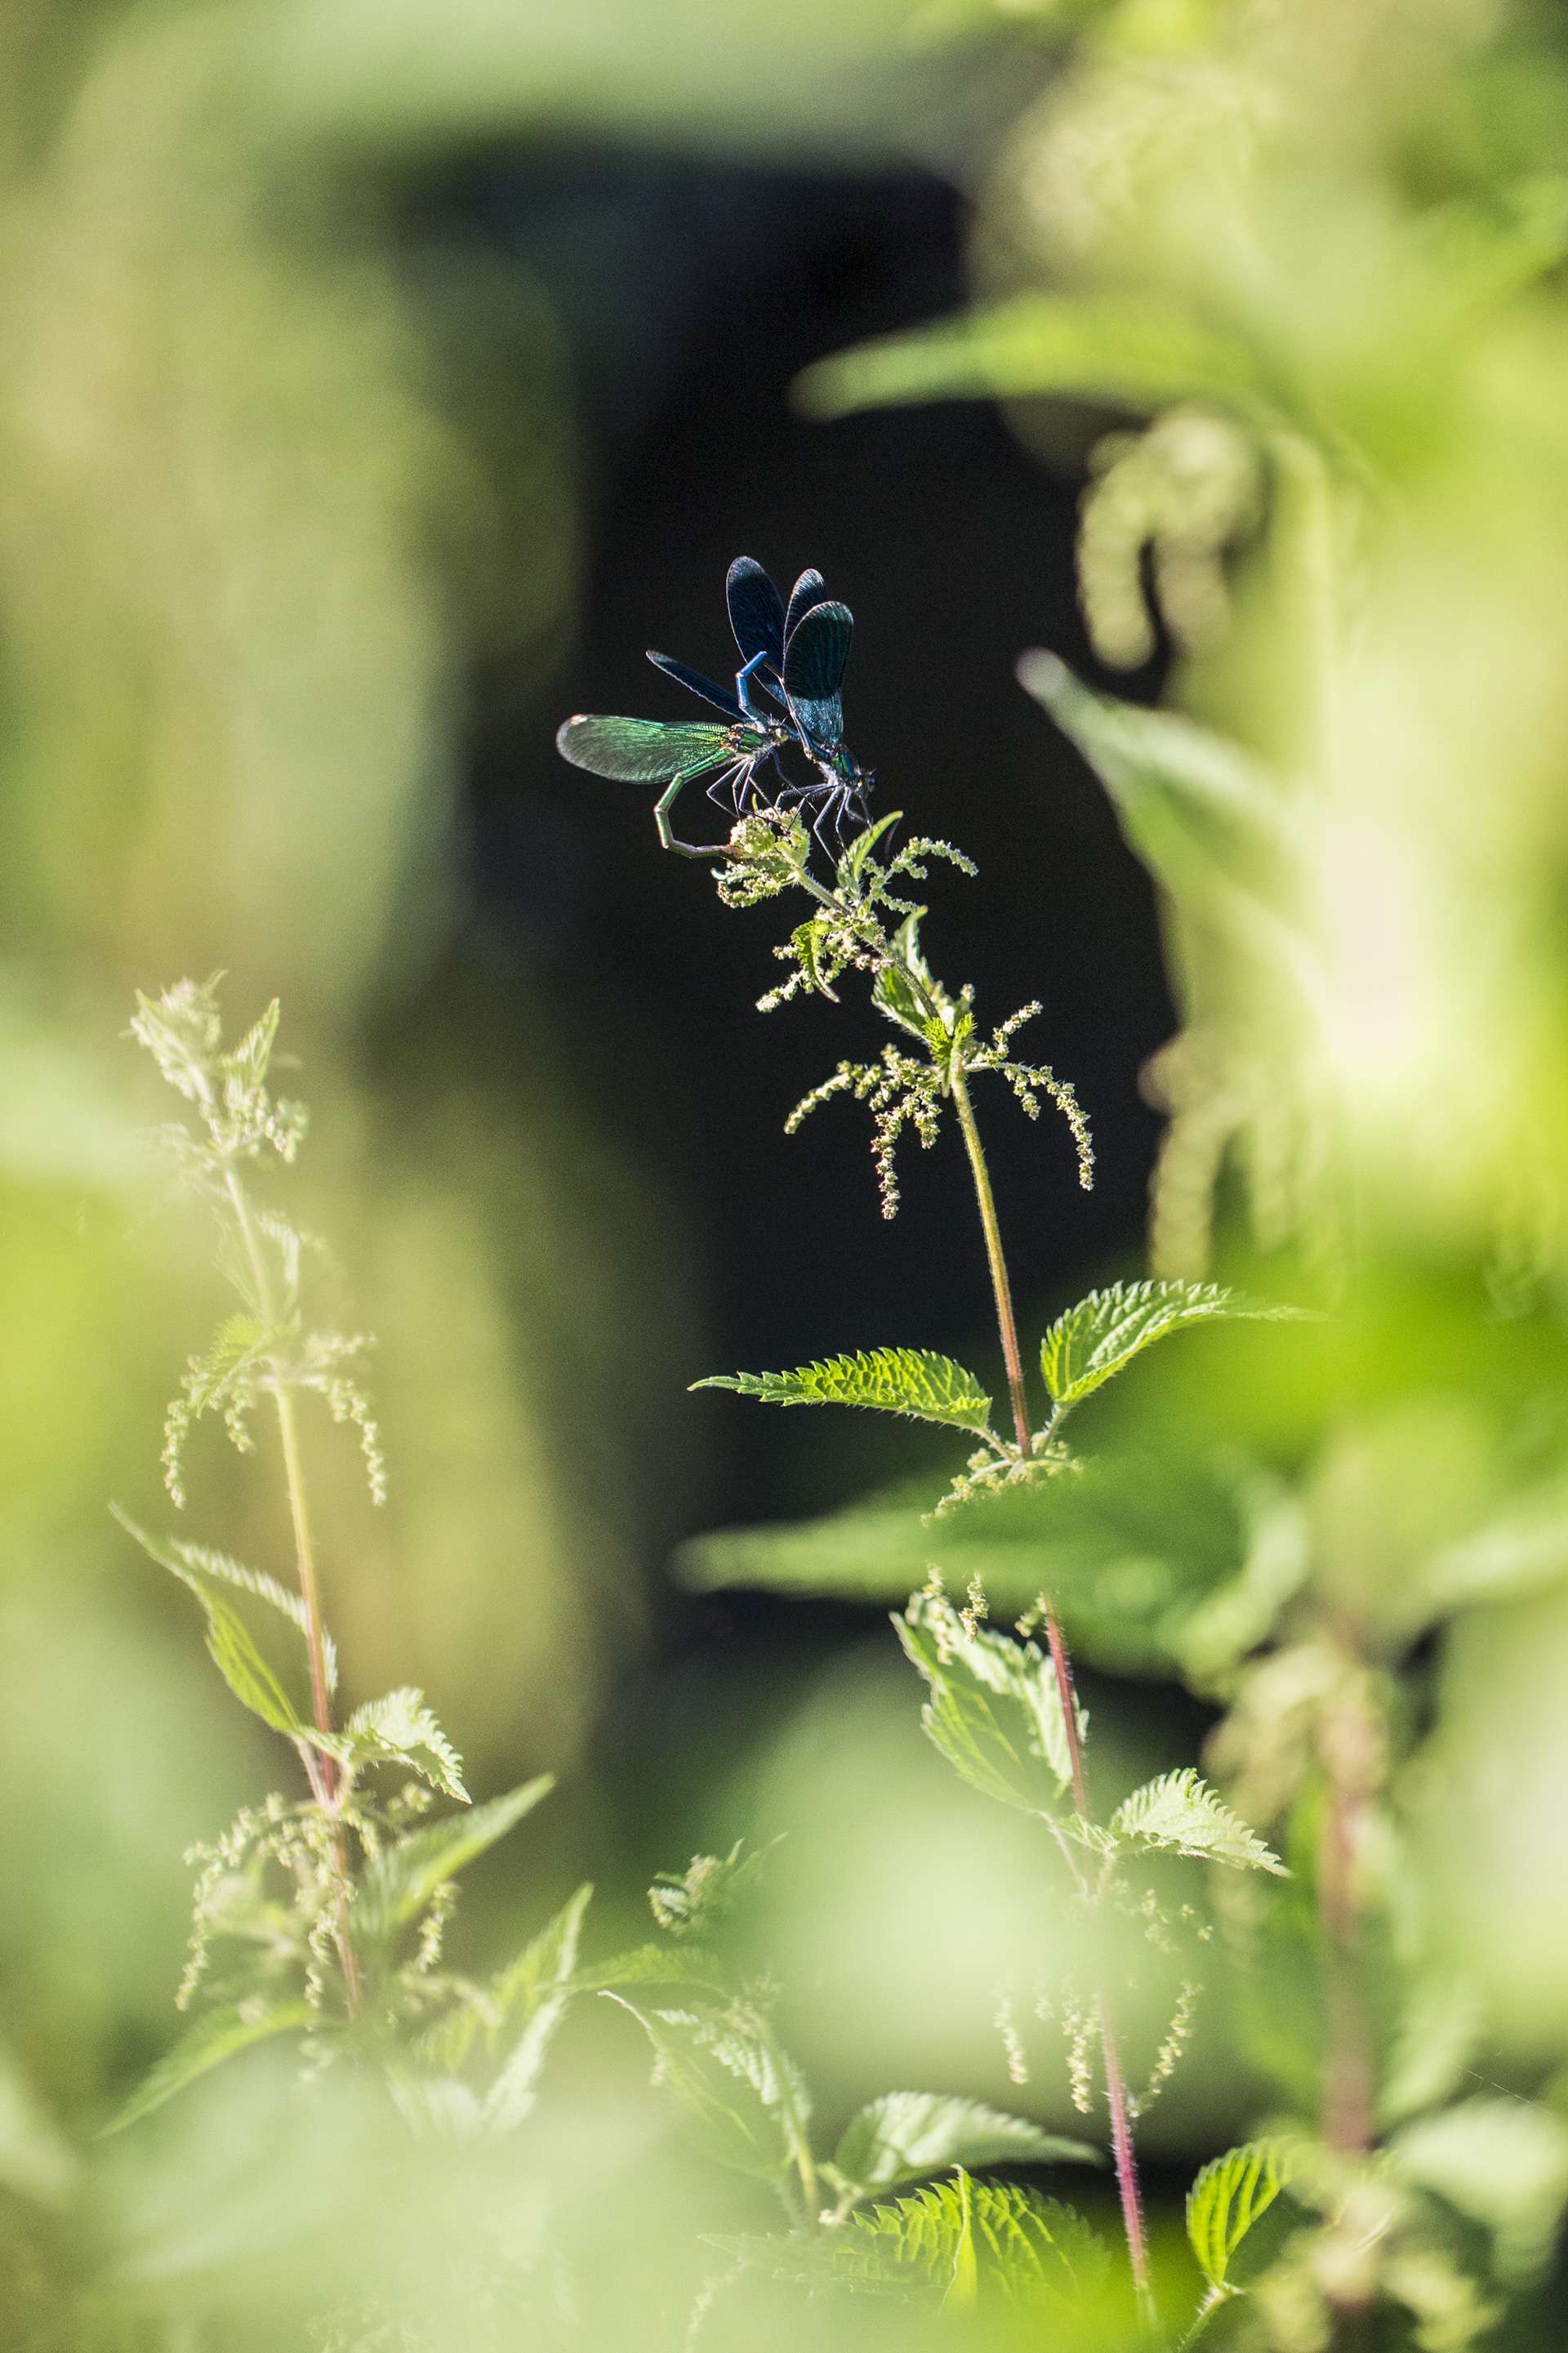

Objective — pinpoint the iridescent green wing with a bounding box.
[555,715,733,784]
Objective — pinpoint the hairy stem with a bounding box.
[1318,1654,1376,2157]
[221,1160,361,2016]
[1099,1993,1155,2328]
[946,1060,1151,2321]
[949,1063,1032,1460]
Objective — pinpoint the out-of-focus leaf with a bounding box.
[1391,2099,1568,2284]
[1040,1279,1303,1410]
[482,1882,591,2133]
[607,1997,808,2181]
[693,1348,994,1437]
[796,295,1276,425]
[833,2092,1099,2196]
[678,1448,1254,1676]
[356,1777,551,1940]
[113,1510,308,1738]
[0,2043,78,2202]
[1186,2141,1295,2293]
[1111,1769,1286,1874]
[1378,1973,1484,2130]
[895,1584,1083,1812]
[1018,655,1317,983]
[648,1838,777,1937]
[102,2000,312,2135]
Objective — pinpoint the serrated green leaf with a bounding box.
[1112,1768,1286,1874]
[608,1997,809,2180]
[1391,2099,1568,2284]
[871,912,934,1038]
[834,2093,1100,2197]
[829,2173,1108,2310]
[113,1509,306,1737]
[101,1999,312,2135]
[224,997,281,1085]
[836,809,903,894]
[569,1943,730,1998]
[1041,1280,1302,1410]
[896,1584,1083,1812]
[340,1687,467,1800]
[1187,2141,1295,2293]
[693,1348,993,1437]
[648,1838,776,1938]
[357,1777,551,1940]
[788,920,839,1001]
[482,1883,591,2133]
[796,294,1274,426]
[114,1521,338,1693]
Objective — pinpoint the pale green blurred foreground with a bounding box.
[4,1,1568,2347]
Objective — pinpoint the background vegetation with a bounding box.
[4,1,1568,2345]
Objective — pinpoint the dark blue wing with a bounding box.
[646,650,743,718]
[726,557,786,671]
[784,569,826,644]
[782,599,853,749]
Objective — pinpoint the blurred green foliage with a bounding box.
[5,0,1568,2346]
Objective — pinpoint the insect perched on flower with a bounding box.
[555,556,873,854]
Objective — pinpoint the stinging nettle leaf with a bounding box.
[114,1509,307,1737]
[357,1776,552,1941]
[101,1999,313,2135]
[608,1997,809,2181]
[833,2092,1100,2196]
[828,2173,1109,2311]
[1040,1279,1303,1410]
[693,1348,993,1437]
[482,1882,592,2134]
[896,1584,1085,1813]
[340,1687,467,1801]
[1187,2141,1296,2293]
[1111,1769,1286,1874]
[1391,2098,1568,2285]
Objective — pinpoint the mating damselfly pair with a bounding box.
[556,557,873,857]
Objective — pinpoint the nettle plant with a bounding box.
[557,559,1311,2340]
[113,981,586,2141]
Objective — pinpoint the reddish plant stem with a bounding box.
[948,1062,1153,2324]
[1319,1652,1376,2157]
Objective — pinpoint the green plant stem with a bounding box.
[1179,2284,1229,2350]
[220,1161,361,2017]
[946,1061,1152,2326]
[950,1063,1032,1461]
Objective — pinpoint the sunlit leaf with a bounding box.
[1111,1768,1285,1874]
[895,1584,1084,1812]
[834,2092,1100,2196]
[1186,2141,1295,2293]
[822,2173,1108,2309]
[693,1348,994,1437]
[339,1686,467,1800]
[1040,1280,1303,1410]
